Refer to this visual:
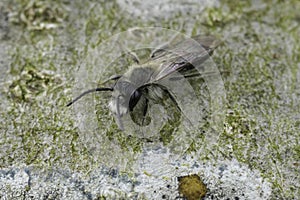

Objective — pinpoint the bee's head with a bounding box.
[108,79,145,130]
[109,80,142,114]
[108,67,154,123]
[67,67,154,130]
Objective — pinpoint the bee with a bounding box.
[67,35,220,130]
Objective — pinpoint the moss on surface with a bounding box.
[0,0,299,199]
[178,174,207,200]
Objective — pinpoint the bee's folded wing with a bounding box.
[150,35,220,82]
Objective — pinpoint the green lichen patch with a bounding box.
[8,0,68,30]
[1,0,300,198]
[8,65,63,103]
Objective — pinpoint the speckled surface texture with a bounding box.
[0,0,299,199]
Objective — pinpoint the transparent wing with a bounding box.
[149,35,220,82]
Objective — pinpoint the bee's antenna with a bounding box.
[115,95,124,130]
[66,87,113,107]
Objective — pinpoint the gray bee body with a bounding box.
[68,35,220,130]
[108,65,155,117]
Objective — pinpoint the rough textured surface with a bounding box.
[0,0,299,199]
[0,157,272,199]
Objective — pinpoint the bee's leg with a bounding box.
[116,41,140,64]
[126,49,140,64]
[150,24,183,58]
[150,44,170,58]
[156,85,194,127]
[101,74,122,85]
[108,74,122,80]
[164,89,182,113]
[141,98,149,125]
[115,95,124,130]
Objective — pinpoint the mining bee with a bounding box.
[67,35,220,130]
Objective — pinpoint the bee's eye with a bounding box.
[129,90,141,111]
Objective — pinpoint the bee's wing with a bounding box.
[150,35,220,82]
